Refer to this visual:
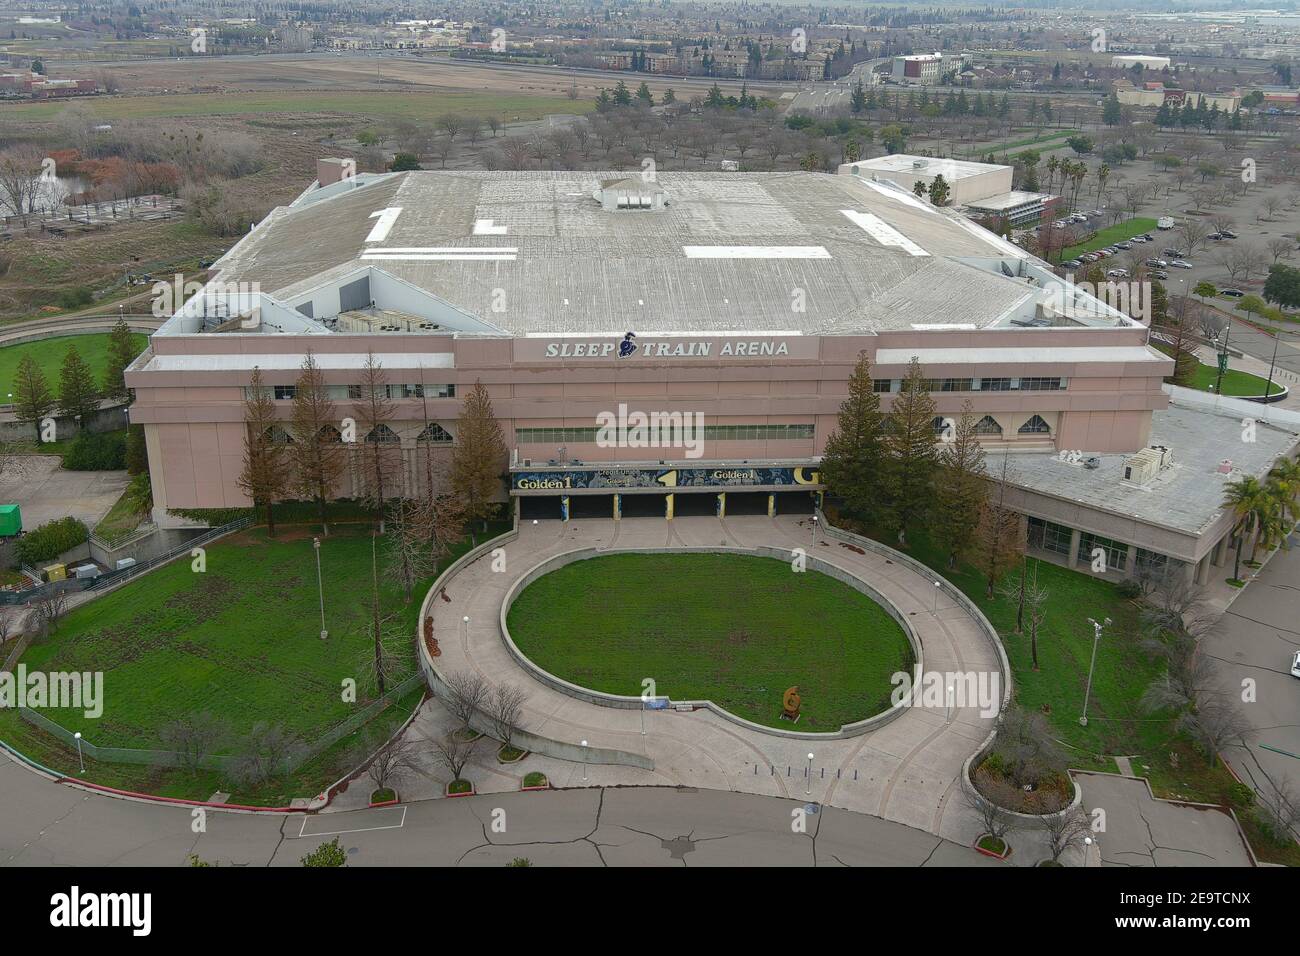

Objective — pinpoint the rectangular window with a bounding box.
[872,379,894,393]
[1027,516,1073,556]
[979,378,1013,391]
[273,385,296,400]
[1078,532,1128,572]
[1018,377,1065,391]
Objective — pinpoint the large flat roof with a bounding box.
[1010,399,1300,537]
[198,169,1088,338]
[844,154,1007,179]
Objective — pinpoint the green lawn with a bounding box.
[1061,217,1159,260]
[0,517,507,801]
[1154,344,1284,397]
[0,333,147,400]
[506,552,915,731]
[93,486,146,544]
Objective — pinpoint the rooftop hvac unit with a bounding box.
[1218,459,1233,474]
[1122,445,1174,485]
[912,158,929,169]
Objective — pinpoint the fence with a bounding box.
[0,517,251,607]
[16,671,425,775]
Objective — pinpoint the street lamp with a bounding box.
[933,580,941,613]
[73,732,84,773]
[581,739,589,781]
[811,514,818,540]
[1079,616,1112,726]
[313,537,327,640]
[806,752,814,795]
[946,684,954,721]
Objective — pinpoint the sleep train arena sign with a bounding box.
[512,466,823,491]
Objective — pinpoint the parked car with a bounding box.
[1220,229,1238,239]
[1291,650,1300,679]
[1116,241,1133,249]
[1107,269,1130,279]
[1221,288,1245,297]
[1209,233,1225,241]
[1163,248,1186,257]
[1151,270,1169,280]
[1082,252,1100,262]
[1171,260,1193,269]
[1064,258,1083,268]
[1130,235,1148,243]
[1145,258,1168,267]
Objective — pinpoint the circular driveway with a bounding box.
[425,514,1006,844]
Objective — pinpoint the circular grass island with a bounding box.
[505,552,916,731]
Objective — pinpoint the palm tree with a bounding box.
[1045,155,1059,192]
[1223,476,1271,579]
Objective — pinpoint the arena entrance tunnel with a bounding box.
[672,492,718,518]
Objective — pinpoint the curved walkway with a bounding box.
[426,514,1004,845]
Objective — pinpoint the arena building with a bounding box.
[126,164,1299,584]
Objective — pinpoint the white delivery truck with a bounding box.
[1157,216,1176,230]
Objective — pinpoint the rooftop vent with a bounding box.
[911,158,929,169]
[1122,445,1175,485]
[593,177,667,211]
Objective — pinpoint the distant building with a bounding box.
[1111,54,1172,71]
[838,154,1012,206]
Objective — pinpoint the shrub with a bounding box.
[1228,782,1255,808]
[301,837,347,867]
[1116,579,1143,600]
[62,431,127,470]
[56,287,94,310]
[15,516,89,565]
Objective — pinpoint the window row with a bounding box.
[258,384,456,401]
[515,424,816,444]
[263,423,453,444]
[873,377,1066,394]
[930,414,1052,437]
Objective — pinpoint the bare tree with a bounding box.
[485,683,528,752]
[1177,693,1250,759]
[431,733,477,784]
[436,113,464,141]
[0,145,45,216]
[160,711,230,773]
[1267,237,1295,263]
[1176,217,1211,254]
[32,589,69,638]
[228,722,303,786]
[1255,779,1300,845]
[442,670,489,734]
[352,351,398,533]
[1039,805,1092,865]
[364,734,420,795]
[965,777,1021,842]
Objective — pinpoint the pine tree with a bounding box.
[238,366,290,537]
[935,401,988,568]
[57,344,98,424]
[289,351,345,535]
[102,317,138,400]
[450,380,506,546]
[976,454,1024,598]
[883,357,938,545]
[13,354,55,440]
[820,351,888,526]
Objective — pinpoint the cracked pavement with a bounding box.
[1,750,997,866]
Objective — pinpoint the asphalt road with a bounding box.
[0,758,997,867]
[1203,541,1300,830]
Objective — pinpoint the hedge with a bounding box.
[63,431,127,471]
[15,516,89,565]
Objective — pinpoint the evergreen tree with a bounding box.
[820,351,888,525]
[1102,92,1121,126]
[57,345,98,424]
[928,174,951,206]
[13,354,55,440]
[934,401,988,568]
[450,380,506,545]
[102,317,138,401]
[883,357,939,545]
[353,351,398,533]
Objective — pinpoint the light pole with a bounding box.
[946,684,954,722]
[1079,616,1111,726]
[73,731,84,773]
[806,752,814,795]
[1264,327,1281,401]
[313,537,327,640]
[933,580,941,613]
[811,514,818,541]
[581,739,589,781]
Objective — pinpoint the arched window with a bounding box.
[931,415,952,437]
[417,423,453,444]
[365,424,400,444]
[974,415,1003,436]
[1018,414,1051,435]
[317,425,343,443]
[263,424,293,444]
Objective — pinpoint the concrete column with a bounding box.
[768,494,776,517]
[717,492,726,518]
[1125,543,1137,578]
[560,496,569,522]
[613,494,621,521]
[665,494,674,520]
[1195,553,1211,585]
[1211,536,1227,568]
[1067,528,1082,569]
